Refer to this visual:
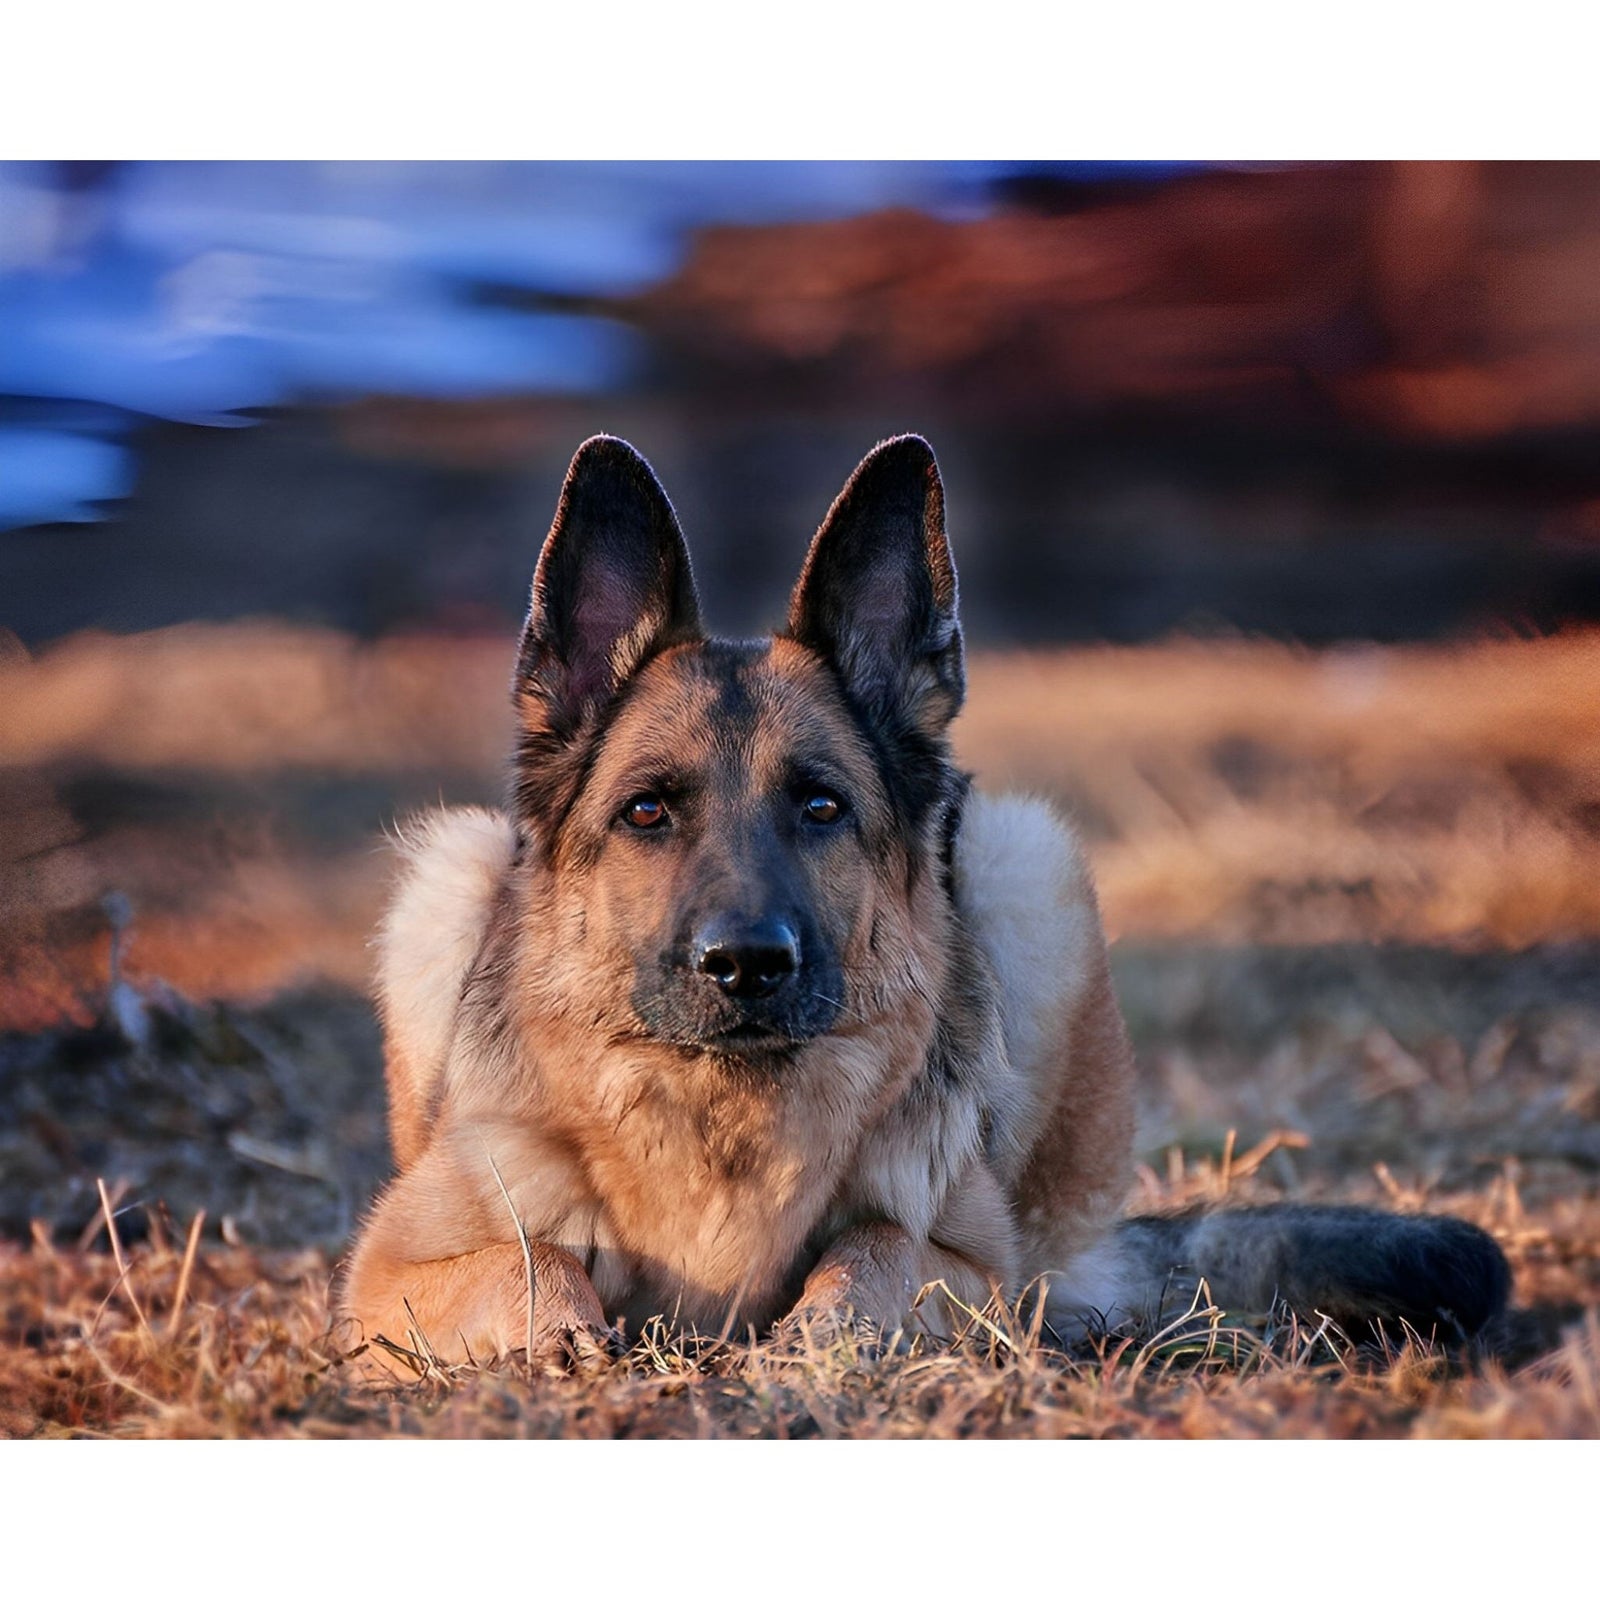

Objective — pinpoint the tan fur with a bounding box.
[341,782,1135,1375]
[338,435,1140,1379]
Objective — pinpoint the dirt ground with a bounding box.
[2,628,1597,1438]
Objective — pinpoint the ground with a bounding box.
[2,629,1597,1438]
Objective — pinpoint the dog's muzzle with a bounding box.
[631,908,845,1056]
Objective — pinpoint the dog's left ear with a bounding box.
[786,435,964,739]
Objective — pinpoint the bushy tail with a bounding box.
[1112,1204,1510,1340]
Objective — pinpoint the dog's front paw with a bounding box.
[491,1243,618,1372]
[771,1293,906,1360]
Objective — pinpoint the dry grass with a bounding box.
[4,1152,1596,1440]
[961,635,1600,946]
[3,970,1596,1440]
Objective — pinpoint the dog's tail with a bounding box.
[1062,1204,1510,1342]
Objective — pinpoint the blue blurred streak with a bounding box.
[0,428,134,530]
[0,160,1190,528]
[0,248,286,421]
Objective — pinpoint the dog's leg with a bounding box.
[786,1221,1005,1346]
[786,1157,1019,1345]
[338,1137,610,1381]
[341,1235,609,1382]
[790,1221,921,1334]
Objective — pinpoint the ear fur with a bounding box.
[513,436,701,825]
[516,435,701,737]
[785,434,964,742]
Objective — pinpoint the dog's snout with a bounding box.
[695,918,800,999]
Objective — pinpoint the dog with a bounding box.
[339,433,1510,1378]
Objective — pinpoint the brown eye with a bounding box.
[803,790,843,825]
[624,795,668,829]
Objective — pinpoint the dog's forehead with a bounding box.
[597,637,873,783]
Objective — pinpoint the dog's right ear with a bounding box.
[786,435,963,743]
[514,436,702,747]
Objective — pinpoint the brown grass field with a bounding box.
[2,624,1598,1438]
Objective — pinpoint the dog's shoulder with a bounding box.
[955,790,1095,913]
[376,806,518,1083]
[953,790,1112,1091]
[954,791,1102,994]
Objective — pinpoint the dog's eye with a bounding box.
[802,789,844,825]
[623,795,669,829]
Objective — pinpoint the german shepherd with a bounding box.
[340,434,1510,1377]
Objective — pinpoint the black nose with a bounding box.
[695,918,800,998]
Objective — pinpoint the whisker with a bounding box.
[809,990,869,1025]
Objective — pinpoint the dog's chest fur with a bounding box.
[414,818,1009,1330]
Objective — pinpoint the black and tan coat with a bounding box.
[340,436,1509,1377]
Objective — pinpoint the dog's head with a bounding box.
[511,435,966,1063]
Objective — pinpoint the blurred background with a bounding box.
[7,160,1600,644]
[4,161,1599,1259]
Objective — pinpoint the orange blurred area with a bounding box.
[6,622,1600,1030]
[639,163,1600,442]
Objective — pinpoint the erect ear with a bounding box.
[785,435,964,740]
[515,436,702,743]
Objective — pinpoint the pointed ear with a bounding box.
[785,435,963,740]
[515,436,701,744]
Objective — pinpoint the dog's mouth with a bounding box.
[696,1018,818,1057]
[632,974,843,1060]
